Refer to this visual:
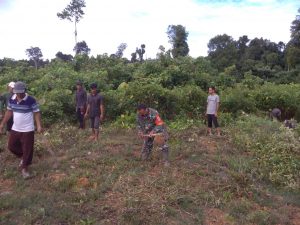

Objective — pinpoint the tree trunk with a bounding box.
[74,21,78,44]
[34,59,38,70]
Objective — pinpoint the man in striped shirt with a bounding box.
[0,81,42,179]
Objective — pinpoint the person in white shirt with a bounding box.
[0,81,42,179]
[206,86,221,136]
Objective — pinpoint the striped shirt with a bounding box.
[7,94,40,132]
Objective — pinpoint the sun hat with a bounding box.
[8,82,15,88]
[13,81,26,94]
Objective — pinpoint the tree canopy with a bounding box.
[73,41,90,55]
[25,47,43,70]
[57,0,86,44]
[167,25,189,58]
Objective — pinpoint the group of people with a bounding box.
[75,83,222,167]
[0,80,222,179]
[75,81,104,141]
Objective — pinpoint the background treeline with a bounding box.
[1,8,300,125]
[0,54,299,126]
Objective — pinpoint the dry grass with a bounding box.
[0,124,299,225]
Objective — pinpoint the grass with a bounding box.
[0,122,299,224]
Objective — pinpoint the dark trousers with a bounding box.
[76,107,85,129]
[142,136,169,161]
[207,114,219,128]
[8,130,34,169]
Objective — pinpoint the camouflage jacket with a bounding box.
[136,108,165,134]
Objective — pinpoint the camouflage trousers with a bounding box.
[141,133,169,162]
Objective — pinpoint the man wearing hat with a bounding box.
[0,81,42,179]
[0,81,15,132]
[75,80,87,129]
[84,83,104,141]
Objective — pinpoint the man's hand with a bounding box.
[149,131,156,137]
[84,113,88,119]
[214,112,218,117]
[80,107,85,115]
[100,114,104,122]
[138,131,144,139]
[36,125,43,133]
[0,124,4,134]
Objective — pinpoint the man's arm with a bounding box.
[34,111,42,133]
[85,104,90,117]
[0,95,4,116]
[136,115,145,138]
[215,96,220,117]
[151,113,164,135]
[84,95,90,117]
[0,110,13,133]
[215,102,219,117]
[100,103,104,121]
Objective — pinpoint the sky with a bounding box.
[0,0,299,60]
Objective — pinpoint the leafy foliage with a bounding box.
[25,47,43,70]
[230,115,300,189]
[57,0,86,44]
[73,41,90,55]
[115,43,127,58]
[167,25,189,58]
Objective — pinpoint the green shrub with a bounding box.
[113,113,136,129]
[39,89,74,126]
[218,112,235,127]
[253,83,300,120]
[170,85,207,118]
[222,87,257,114]
[229,115,300,189]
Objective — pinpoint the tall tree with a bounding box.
[57,0,86,45]
[136,44,146,62]
[73,41,90,55]
[131,52,137,63]
[286,8,300,69]
[290,8,300,47]
[115,43,127,58]
[167,25,189,58]
[286,45,300,70]
[207,34,238,71]
[25,47,43,70]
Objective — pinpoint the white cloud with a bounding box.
[0,0,298,60]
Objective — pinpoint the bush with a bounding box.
[112,113,136,129]
[229,115,300,189]
[170,85,207,118]
[222,87,257,114]
[39,89,74,126]
[1,56,299,126]
[253,83,300,120]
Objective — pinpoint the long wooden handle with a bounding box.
[142,133,163,137]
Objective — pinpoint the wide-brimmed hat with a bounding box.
[8,82,15,88]
[13,81,26,94]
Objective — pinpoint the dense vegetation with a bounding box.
[0,1,299,213]
[0,53,299,125]
[0,2,300,225]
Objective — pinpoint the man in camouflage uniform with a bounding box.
[136,104,169,166]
